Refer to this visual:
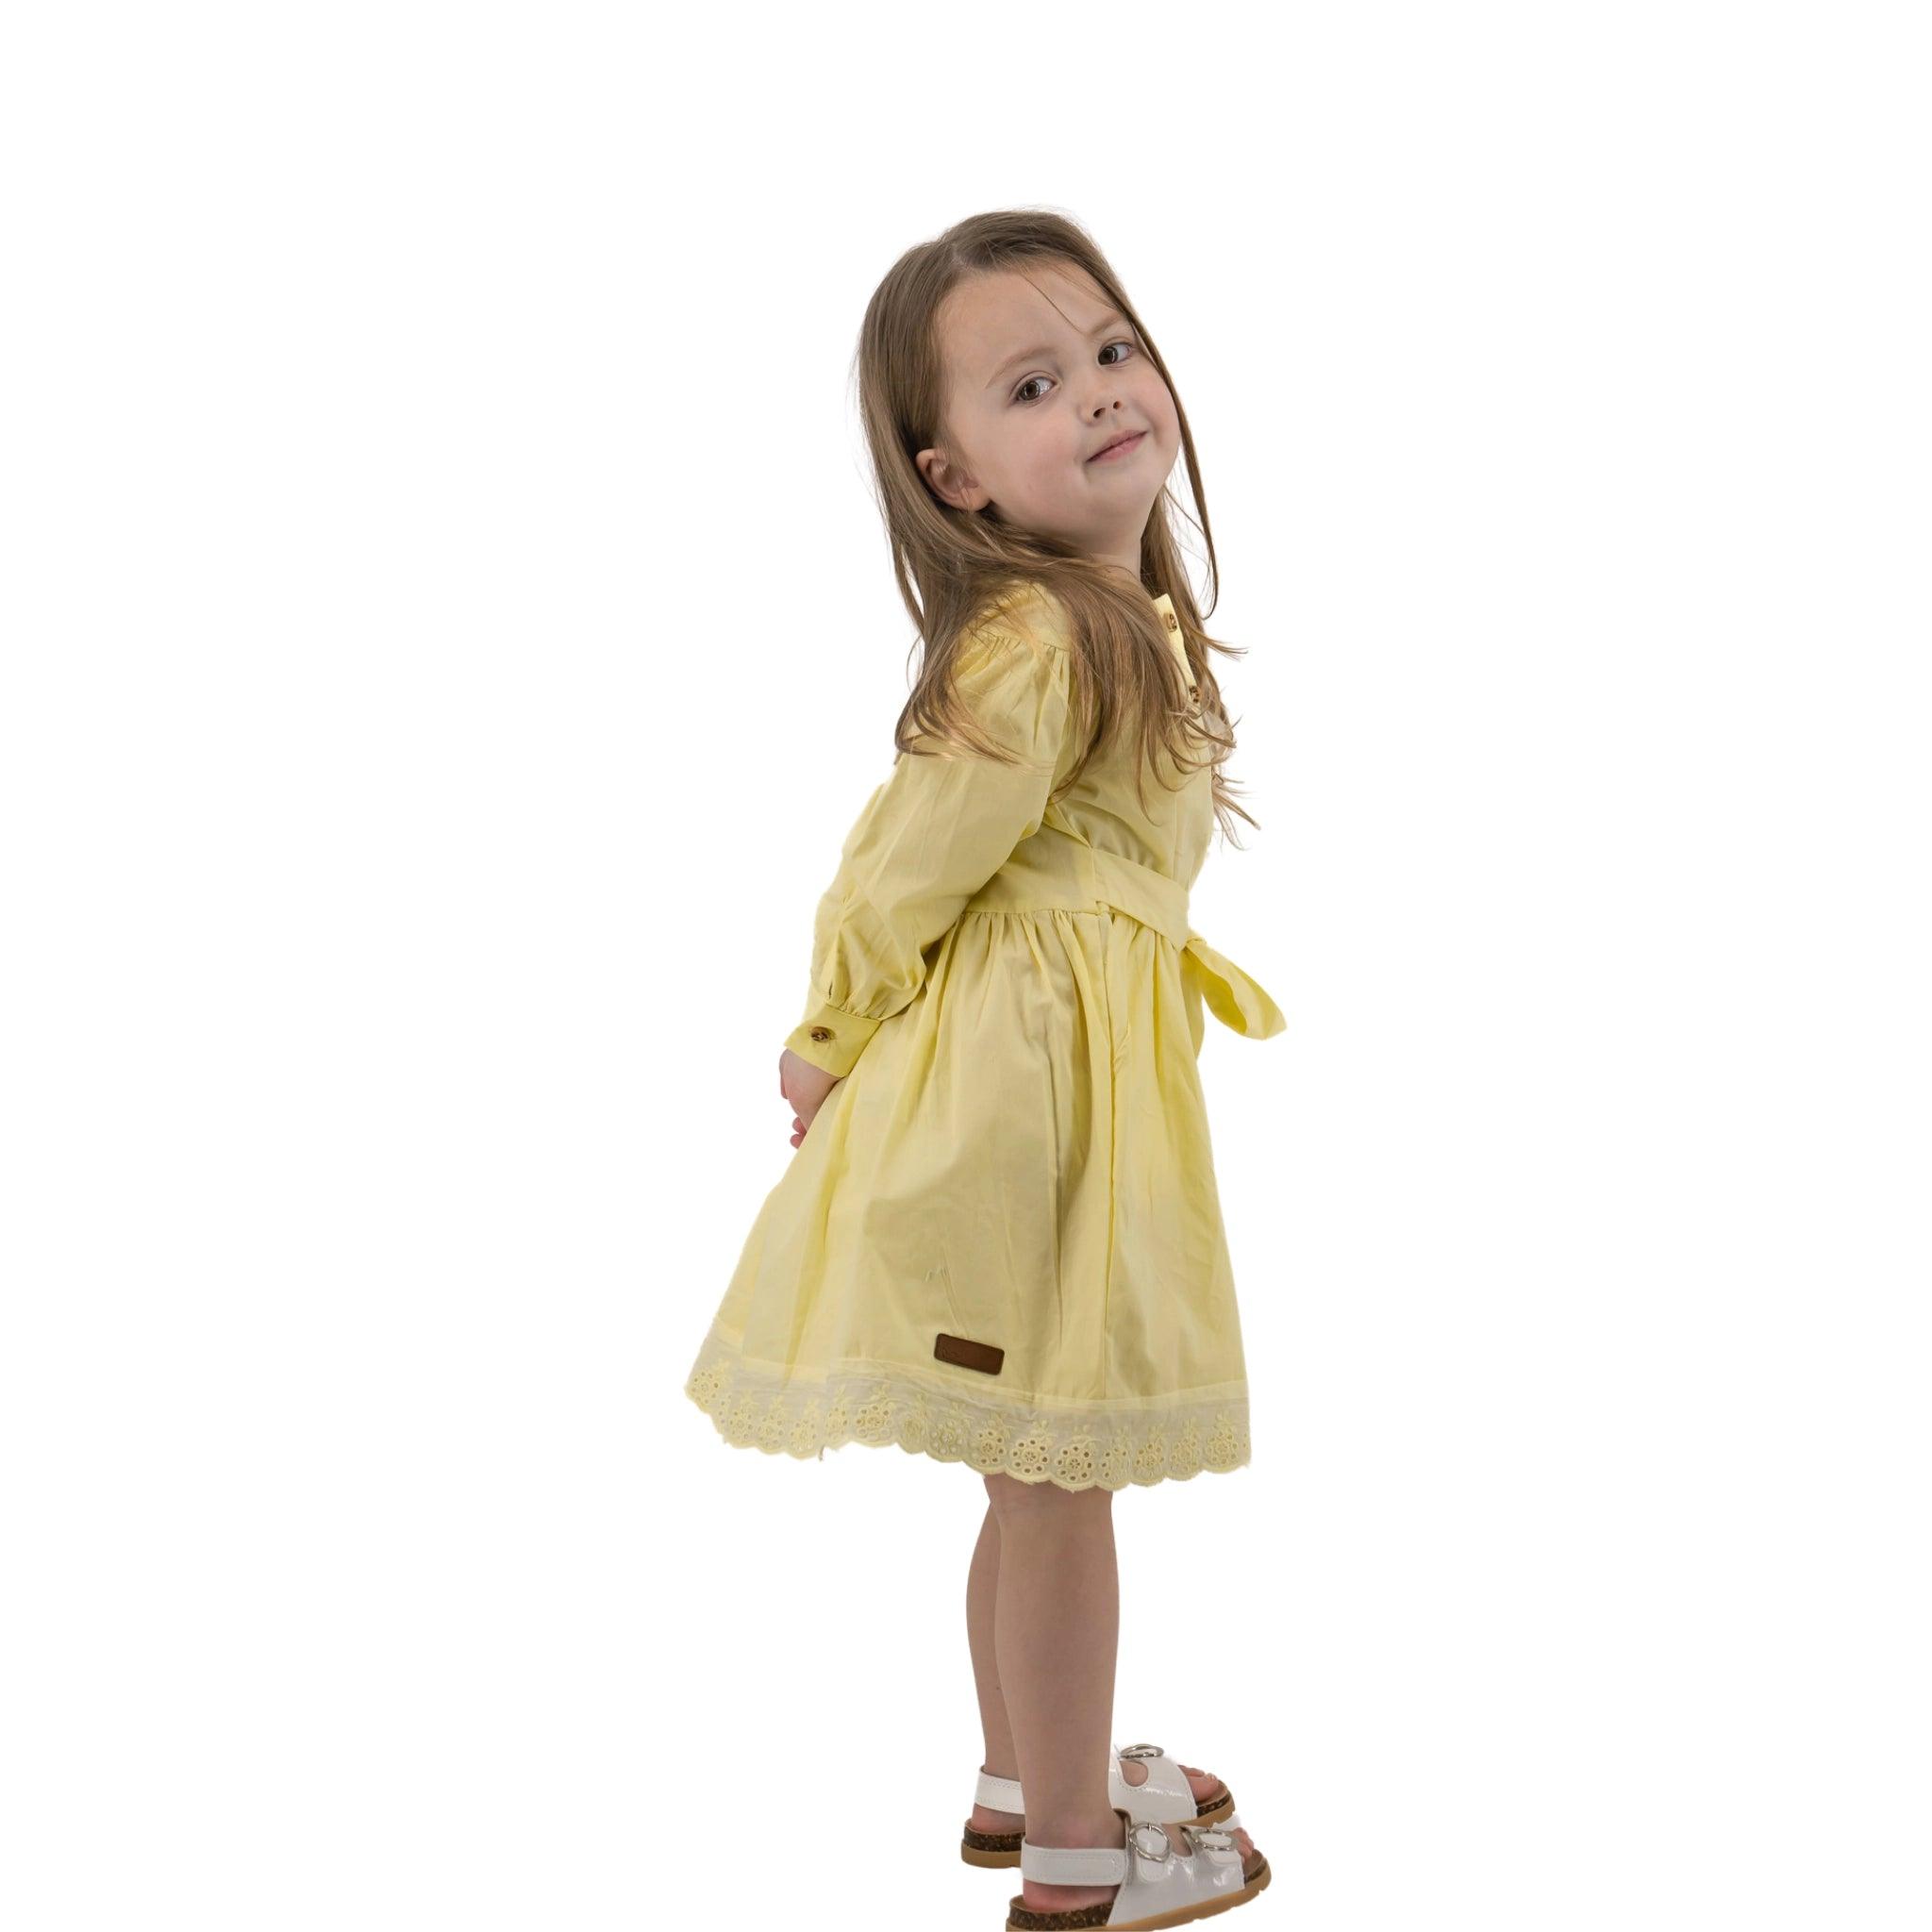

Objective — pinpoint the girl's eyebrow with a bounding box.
[983,311,1130,389]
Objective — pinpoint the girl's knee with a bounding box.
[983,1470,1112,1517]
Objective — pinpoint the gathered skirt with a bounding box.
[682,899,1261,1492]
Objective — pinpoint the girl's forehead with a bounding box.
[941,265,1116,385]
[949,262,1105,335]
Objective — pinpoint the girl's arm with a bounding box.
[782,625,1073,1079]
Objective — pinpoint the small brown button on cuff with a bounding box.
[784,1001,881,1079]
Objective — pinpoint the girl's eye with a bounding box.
[1012,339,1136,405]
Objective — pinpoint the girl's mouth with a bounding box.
[1089,431,1146,463]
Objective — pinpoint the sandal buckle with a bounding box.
[1117,1741,1166,1761]
[1127,1822,1174,1863]
[1182,1824,1238,1853]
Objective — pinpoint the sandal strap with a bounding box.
[1021,1816,1241,1888]
[1108,1741,1197,1822]
[1018,1838,1128,1885]
[974,1768,1025,1812]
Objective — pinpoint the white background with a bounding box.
[4,4,1927,1927]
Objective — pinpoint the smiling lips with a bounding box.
[1089,430,1146,463]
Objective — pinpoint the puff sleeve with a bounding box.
[782,628,1073,1078]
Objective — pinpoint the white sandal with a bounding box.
[1006,1806,1269,1929]
[962,1741,1237,1869]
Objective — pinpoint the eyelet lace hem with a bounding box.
[682,1326,1251,1492]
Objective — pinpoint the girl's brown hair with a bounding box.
[855,208,1260,841]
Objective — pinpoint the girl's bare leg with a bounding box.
[981,1471,1124,1910]
[966,1500,1018,1789]
[967,1476,1261,1911]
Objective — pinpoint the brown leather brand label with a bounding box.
[934,1332,1005,1376]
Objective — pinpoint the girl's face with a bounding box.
[918,263,1179,582]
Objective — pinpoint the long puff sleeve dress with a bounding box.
[683,582,1285,1492]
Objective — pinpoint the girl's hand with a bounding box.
[778,1047,842,1148]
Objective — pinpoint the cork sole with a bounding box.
[1005,1851,1270,1930]
[959,1783,1236,1868]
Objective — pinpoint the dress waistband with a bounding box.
[959,837,1285,1040]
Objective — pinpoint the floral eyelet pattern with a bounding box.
[682,1327,1250,1492]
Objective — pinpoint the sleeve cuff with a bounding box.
[783,1002,882,1079]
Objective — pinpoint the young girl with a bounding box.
[683,209,1285,1930]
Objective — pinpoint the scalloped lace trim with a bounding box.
[683,1327,1251,1492]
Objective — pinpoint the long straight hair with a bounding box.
[855,208,1262,841]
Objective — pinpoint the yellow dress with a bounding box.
[682,581,1286,1492]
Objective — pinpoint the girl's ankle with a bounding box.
[1024,1808,1124,1849]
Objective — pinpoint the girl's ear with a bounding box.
[918,445,983,513]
